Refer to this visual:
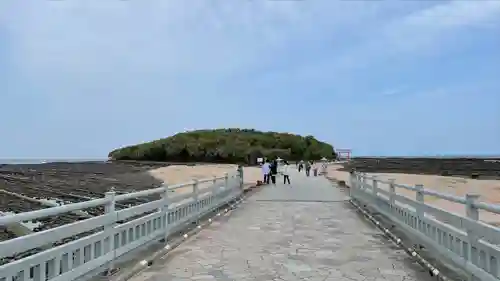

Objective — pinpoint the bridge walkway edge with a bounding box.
[122,169,442,281]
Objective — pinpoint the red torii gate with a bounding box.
[336,148,352,160]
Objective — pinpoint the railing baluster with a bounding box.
[415,184,424,218]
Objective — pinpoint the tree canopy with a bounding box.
[108,128,336,164]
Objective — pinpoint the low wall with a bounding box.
[343,157,500,179]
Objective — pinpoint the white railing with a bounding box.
[0,169,244,281]
[349,172,500,281]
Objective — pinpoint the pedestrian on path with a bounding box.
[321,162,327,175]
[313,161,319,176]
[262,159,271,184]
[305,161,311,176]
[282,160,291,185]
[269,159,278,185]
[298,160,304,172]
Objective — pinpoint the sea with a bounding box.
[0,159,108,165]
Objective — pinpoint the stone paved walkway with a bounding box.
[129,169,436,281]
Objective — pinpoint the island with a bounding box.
[108,128,336,164]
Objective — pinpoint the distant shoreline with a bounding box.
[352,156,500,160]
[0,159,107,165]
[0,159,241,167]
[1,156,499,166]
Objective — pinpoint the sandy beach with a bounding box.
[148,164,262,195]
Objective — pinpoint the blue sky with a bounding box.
[0,1,499,158]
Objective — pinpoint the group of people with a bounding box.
[261,159,291,185]
[260,158,326,186]
[297,160,320,177]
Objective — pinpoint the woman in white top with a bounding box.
[262,160,271,184]
[282,161,291,184]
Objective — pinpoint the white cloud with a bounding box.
[286,1,500,79]
[381,1,500,55]
[2,1,498,78]
[1,1,499,157]
[0,1,408,80]
[404,0,500,28]
[1,1,497,105]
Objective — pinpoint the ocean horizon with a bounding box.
[0,159,108,164]
[1,155,499,165]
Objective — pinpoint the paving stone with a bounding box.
[129,170,436,281]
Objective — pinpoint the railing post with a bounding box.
[389,179,396,207]
[372,177,379,197]
[222,172,230,204]
[361,173,367,190]
[237,165,244,191]
[466,193,480,220]
[161,184,170,241]
[465,193,480,268]
[415,184,424,217]
[465,193,480,238]
[104,189,116,275]
[193,179,200,223]
[348,171,356,197]
[193,179,199,200]
[349,172,356,188]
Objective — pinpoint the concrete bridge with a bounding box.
[123,170,435,281]
[0,166,499,281]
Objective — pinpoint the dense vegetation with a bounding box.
[108,129,336,164]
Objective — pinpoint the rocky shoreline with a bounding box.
[0,161,169,241]
[0,161,167,198]
[343,157,500,179]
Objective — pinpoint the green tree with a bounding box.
[108,128,336,164]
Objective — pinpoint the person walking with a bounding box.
[262,159,271,184]
[321,161,327,175]
[270,159,278,185]
[282,160,291,185]
[298,160,304,172]
[313,161,319,176]
[305,160,311,176]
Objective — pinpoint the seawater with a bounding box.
[0,159,107,164]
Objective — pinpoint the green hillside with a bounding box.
[108,128,336,164]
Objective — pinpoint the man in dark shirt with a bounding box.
[305,161,311,176]
[270,159,278,185]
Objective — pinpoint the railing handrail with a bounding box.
[0,174,230,225]
[350,171,500,281]
[0,169,244,281]
[356,172,500,215]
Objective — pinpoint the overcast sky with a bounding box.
[1,1,499,158]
